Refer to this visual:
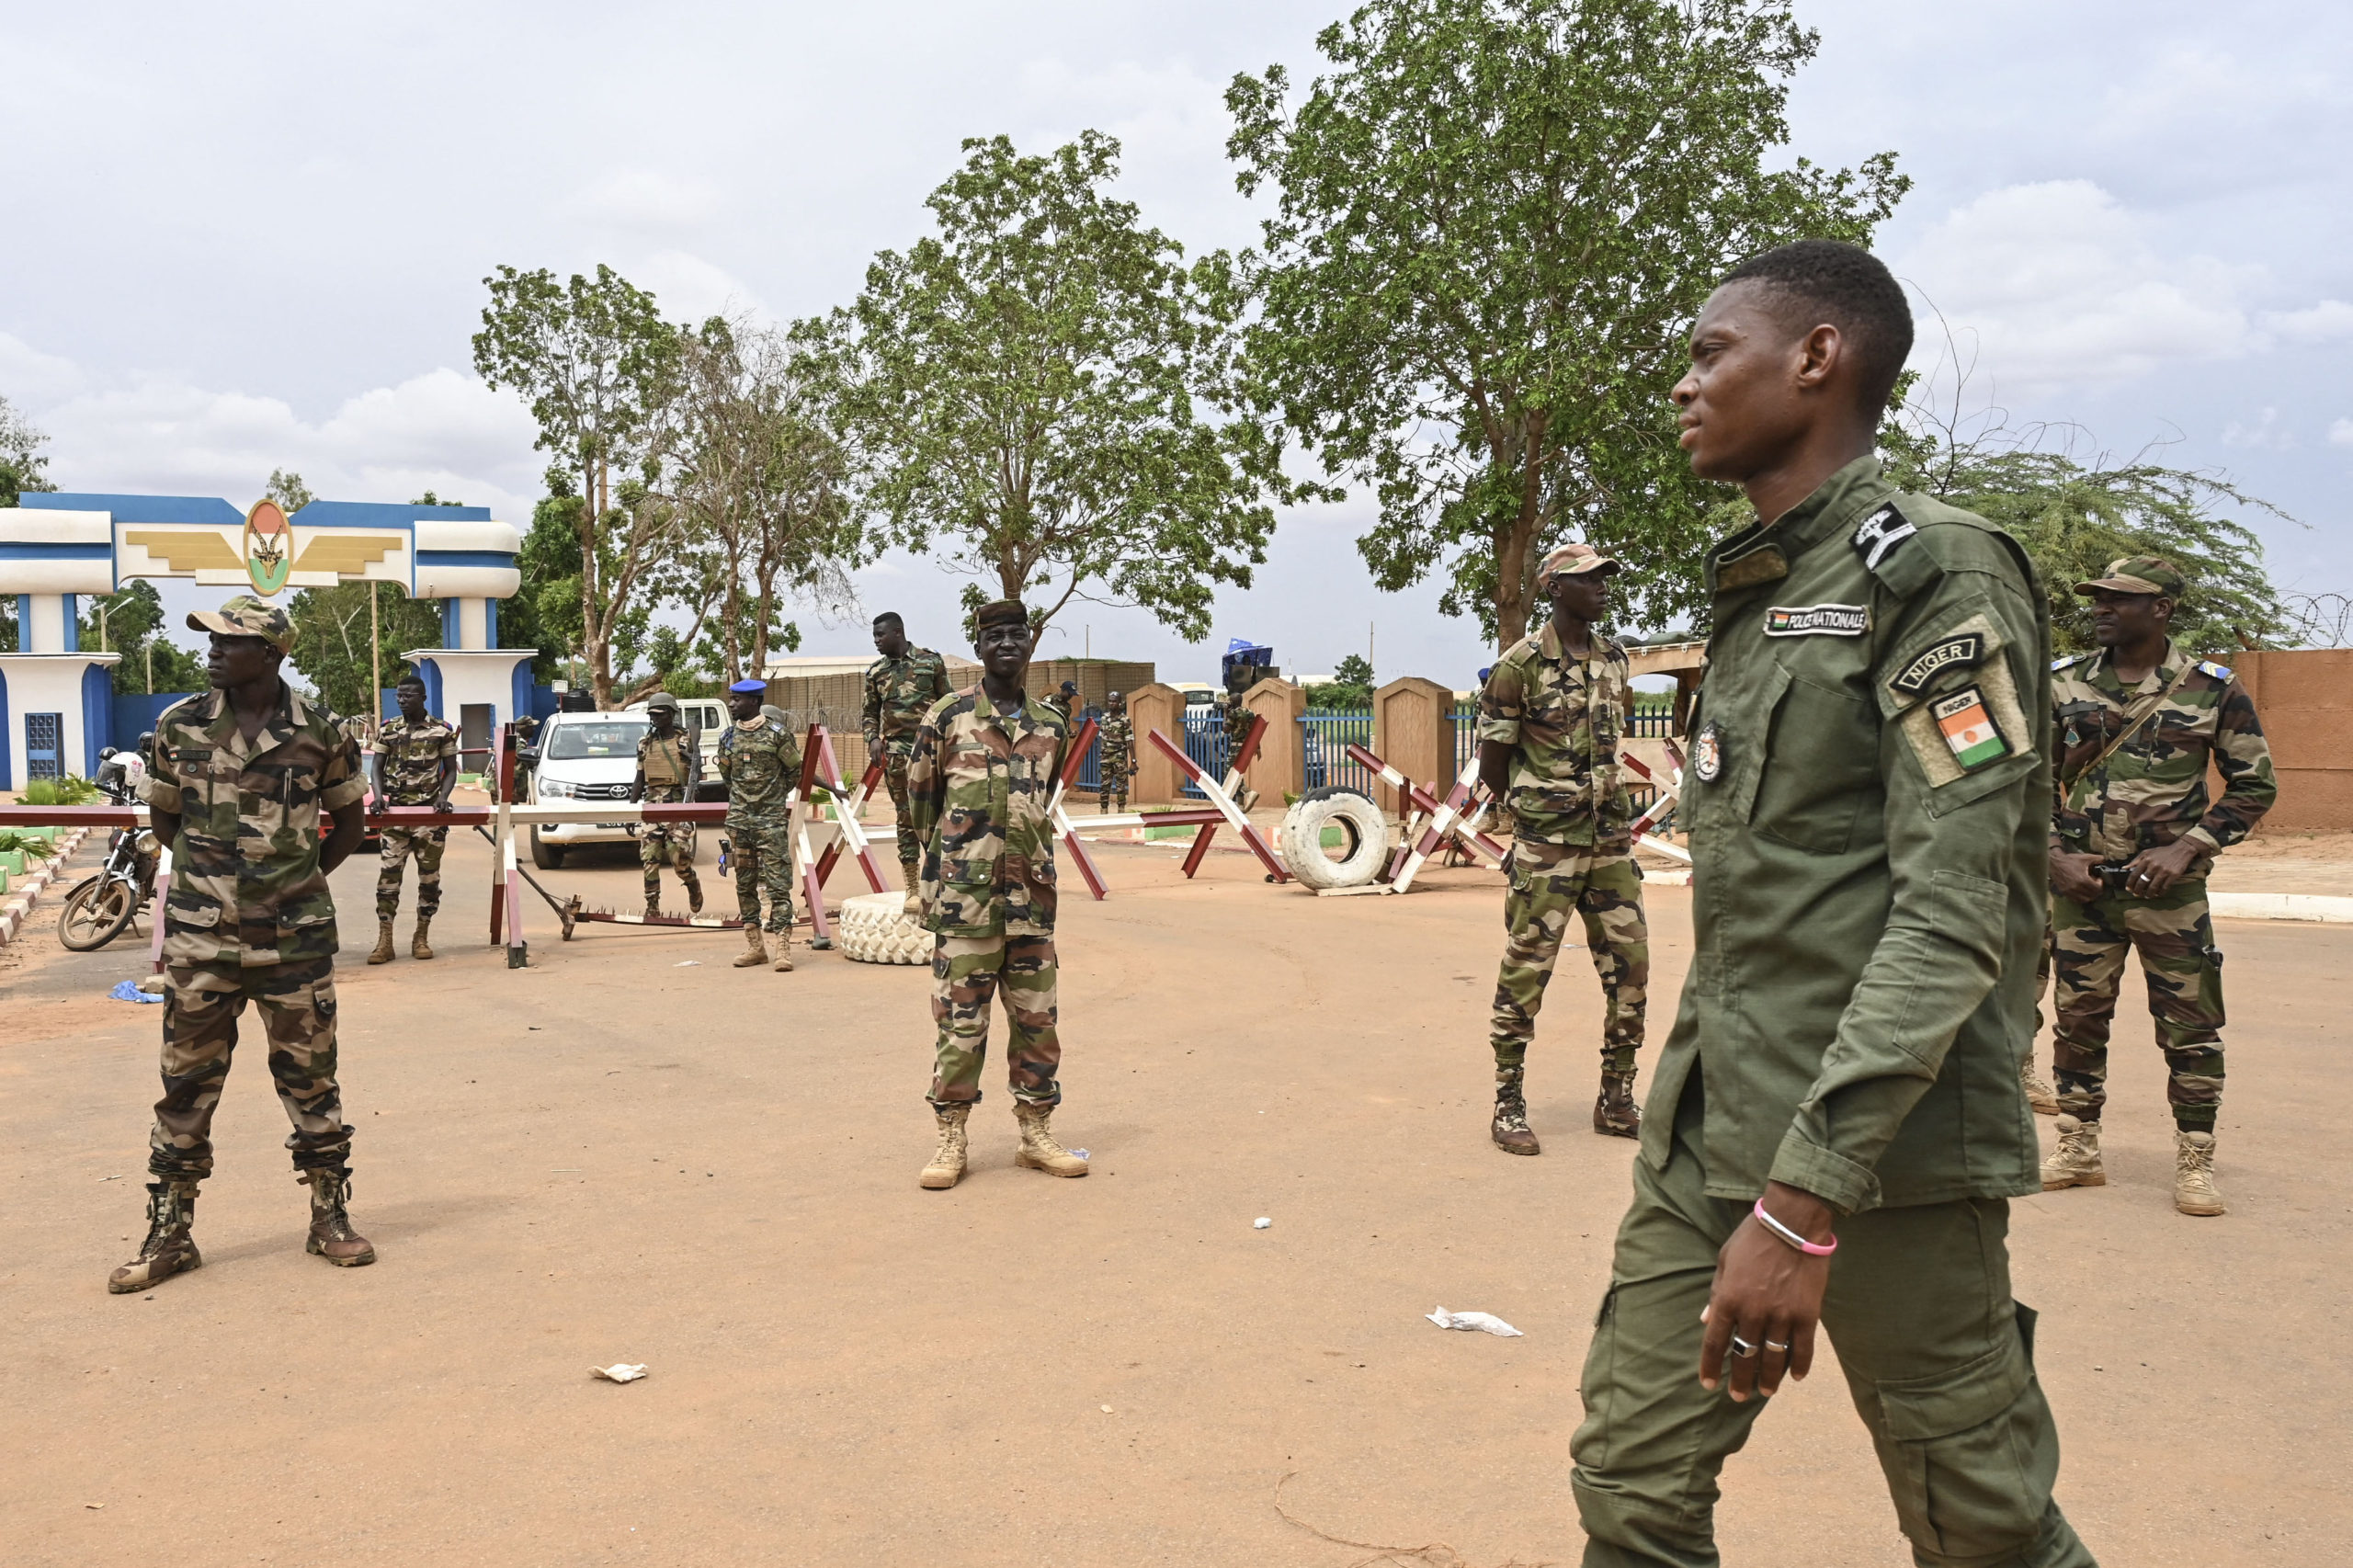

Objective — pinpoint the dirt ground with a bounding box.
[1,821,2346,1567]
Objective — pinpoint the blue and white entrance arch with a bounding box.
[0,492,527,789]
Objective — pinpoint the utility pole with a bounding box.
[368,581,382,739]
[1369,619,1376,680]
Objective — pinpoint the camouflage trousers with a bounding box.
[728,818,796,934]
[638,822,700,904]
[375,825,447,919]
[2047,878,2225,1130]
[151,959,350,1181]
[928,934,1062,1110]
[1491,839,1648,1083]
[884,749,920,880]
[1098,748,1132,812]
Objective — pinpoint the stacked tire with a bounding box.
[1278,787,1390,891]
[835,891,930,965]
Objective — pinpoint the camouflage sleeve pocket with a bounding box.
[164,889,223,929]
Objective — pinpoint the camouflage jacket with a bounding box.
[1476,621,1634,848]
[2052,640,2275,862]
[375,713,458,806]
[906,686,1071,938]
[863,647,953,756]
[1097,713,1135,768]
[635,730,697,805]
[142,682,367,968]
[717,716,803,824]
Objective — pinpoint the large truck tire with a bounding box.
[1279,786,1388,891]
[836,891,930,965]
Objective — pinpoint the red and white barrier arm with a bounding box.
[1341,744,1511,867]
[1615,748,1691,864]
[790,726,834,946]
[1045,717,1109,900]
[1381,757,1494,893]
[812,749,890,890]
[1181,711,1270,880]
[1142,724,1289,881]
[803,727,889,894]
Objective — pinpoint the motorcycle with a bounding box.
[57,759,159,952]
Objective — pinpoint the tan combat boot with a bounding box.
[2174,1130,2225,1216]
[409,913,435,960]
[2021,1058,2059,1115]
[920,1104,971,1189]
[902,885,923,918]
[1492,1085,1540,1155]
[367,918,396,964]
[301,1167,377,1267]
[733,924,768,967]
[1594,1070,1642,1139]
[1013,1103,1089,1177]
[684,874,705,915]
[108,1179,201,1293]
[770,929,793,972]
[2040,1115,2105,1190]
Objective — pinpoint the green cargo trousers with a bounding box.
[1572,1083,2096,1567]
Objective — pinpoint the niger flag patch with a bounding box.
[1931,686,2009,769]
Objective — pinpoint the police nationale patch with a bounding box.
[1851,504,1917,571]
[1892,633,1985,694]
[1692,720,1725,784]
[1931,686,2010,770]
[1765,603,1870,637]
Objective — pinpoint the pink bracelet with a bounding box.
[1754,1199,1837,1256]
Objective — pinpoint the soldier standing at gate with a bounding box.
[863,611,953,915]
[905,598,1088,1191]
[1476,541,1649,1152]
[1097,690,1135,812]
[110,596,375,1293]
[367,671,458,964]
[632,693,704,917]
[2037,556,2275,1215]
[718,677,802,972]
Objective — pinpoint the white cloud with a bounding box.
[634,249,769,325]
[0,331,89,403]
[563,166,725,233]
[2260,300,2353,344]
[1899,180,2258,393]
[2330,419,2353,449]
[2222,408,2295,452]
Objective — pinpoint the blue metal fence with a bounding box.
[1300,710,1375,794]
[1073,707,1105,790]
[1179,708,1225,798]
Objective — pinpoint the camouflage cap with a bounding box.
[2075,554,2185,598]
[187,595,293,652]
[1535,541,1620,590]
[643,690,678,710]
[973,598,1029,630]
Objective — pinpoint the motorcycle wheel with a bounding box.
[59,875,140,951]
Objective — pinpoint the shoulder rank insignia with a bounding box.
[2196,660,2234,681]
[1851,504,1917,570]
[1931,686,2011,769]
[1892,633,1985,693]
[2052,653,2084,671]
[1765,603,1870,637]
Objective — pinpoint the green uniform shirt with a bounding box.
[906,686,1071,938]
[2052,639,2274,862]
[1476,621,1633,848]
[862,646,953,756]
[142,682,368,969]
[717,716,803,823]
[374,713,458,806]
[1663,455,2050,1214]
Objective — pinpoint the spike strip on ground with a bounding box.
[812,750,890,891]
[1341,744,1511,870]
[1142,724,1289,881]
[1045,716,1108,899]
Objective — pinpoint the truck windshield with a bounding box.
[544,720,649,760]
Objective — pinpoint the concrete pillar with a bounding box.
[1371,676,1455,813]
[1124,682,1185,805]
[1241,677,1305,802]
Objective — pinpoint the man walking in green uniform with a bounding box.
[1097,690,1135,812]
[110,597,377,1293]
[1477,541,1648,1152]
[718,677,802,972]
[367,671,458,964]
[1571,242,2095,1567]
[863,611,953,914]
[2038,556,2274,1215]
[632,693,704,916]
[904,598,1088,1191]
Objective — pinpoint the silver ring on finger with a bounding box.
[1764,1339,1790,1353]
[1729,1334,1758,1358]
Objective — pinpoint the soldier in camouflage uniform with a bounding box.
[863,611,953,915]
[1047,678,1080,722]
[1476,540,1648,1153]
[111,597,376,1294]
[632,693,704,916]
[367,671,458,964]
[905,597,1089,1191]
[718,677,802,972]
[2038,555,2275,1217]
[1097,690,1135,812]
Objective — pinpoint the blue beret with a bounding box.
[728,678,767,694]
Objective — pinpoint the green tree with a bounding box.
[77,579,208,694]
[1,392,55,508]
[1307,651,1377,709]
[286,583,441,721]
[825,131,1302,642]
[265,468,315,513]
[472,264,688,707]
[1228,0,1906,649]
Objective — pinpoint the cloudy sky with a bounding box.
[5,0,2347,685]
